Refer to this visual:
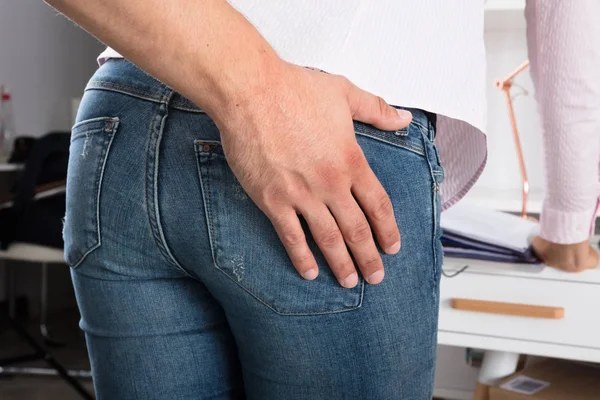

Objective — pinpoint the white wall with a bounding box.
[462,7,546,212]
[483,28,543,193]
[0,1,103,136]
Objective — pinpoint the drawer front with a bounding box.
[439,272,600,350]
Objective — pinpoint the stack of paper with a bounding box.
[440,203,540,264]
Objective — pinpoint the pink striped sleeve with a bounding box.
[526,0,600,244]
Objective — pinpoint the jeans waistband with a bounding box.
[87,59,435,135]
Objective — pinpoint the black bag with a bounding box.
[8,136,37,164]
[0,132,69,250]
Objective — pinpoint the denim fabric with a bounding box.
[65,59,445,400]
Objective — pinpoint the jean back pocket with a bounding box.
[64,117,119,268]
[195,141,364,315]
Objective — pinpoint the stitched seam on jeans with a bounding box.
[72,116,117,132]
[421,126,441,288]
[170,103,207,113]
[144,91,195,278]
[354,124,408,136]
[86,81,165,103]
[211,252,364,314]
[145,102,165,269]
[86,86,161,105]
[198,148,219,274]
[154,96,195,278]
[170,96,205,113]
[87,81,209,115]
[355,131,425,156]
[81,319,229,339]
[69,118,120,268]
[195,144,363,316]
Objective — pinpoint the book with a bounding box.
[441,203,540,264]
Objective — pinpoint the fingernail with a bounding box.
[302,269,318,280]
[367,270,384,284]
[385,241,401,254]
[396,109,412,121]
[340,272,358,288]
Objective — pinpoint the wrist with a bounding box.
[540,202,598,244]
[201,47,285,124]
[170,9,285,126]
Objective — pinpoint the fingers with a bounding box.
[530,236,548,262]
[270,209,319,280]
[532,236,599,273]
[299,203,359,288]
[345,79,412,131]
[585,245,599,270]
[352,167,401,255]
[327,196,385,284]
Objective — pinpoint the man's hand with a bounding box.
[532,236,599,273]
[213,62,412,288]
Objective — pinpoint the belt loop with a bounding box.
[158,84,175,108]
[425,111,437,141]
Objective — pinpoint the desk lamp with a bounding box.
[496,60,532,220]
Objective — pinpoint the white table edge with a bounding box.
[438,330,600,364]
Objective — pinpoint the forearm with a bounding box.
[526,0,600,244]
[45,0,281,121]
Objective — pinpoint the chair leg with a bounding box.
[0,260,93,400]
[5,261,17,319]
[40,263,64,347]
[5,315,95,400]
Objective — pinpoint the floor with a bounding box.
[0,309,94,400]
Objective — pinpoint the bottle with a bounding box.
[0,86,16,158]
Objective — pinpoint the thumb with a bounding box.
[347,84,412,131]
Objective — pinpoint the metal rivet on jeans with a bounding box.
[104,120,114,132]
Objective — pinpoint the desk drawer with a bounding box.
[439,272,600,350]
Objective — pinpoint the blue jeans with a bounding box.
[65,59,444,400]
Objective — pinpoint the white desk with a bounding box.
[437,238,600,399]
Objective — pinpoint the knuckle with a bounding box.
[260,185,285,209]
[315,162,344,188]
[381,229,399,246]
[564,263,577,272]
[317,228,342,248]
[361,256,381,270]
[294,251,314,267]
[376,96,390,116]
[336,75,352,88]
[333,260,355,275]
[346,221,372,245]
[369,193,393,221]
[279,228,305,248]
[573,262,585,272]
[262,182,306,208]
[345,147,366,170]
